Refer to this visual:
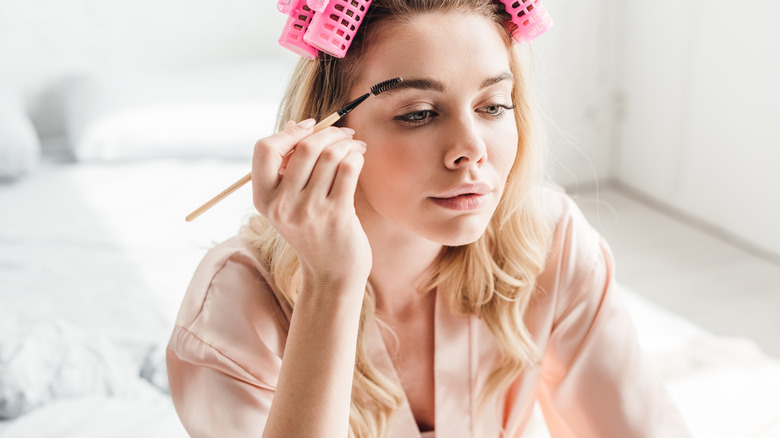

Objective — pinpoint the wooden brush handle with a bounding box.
[185,114,341,222]
[185,172,251,222]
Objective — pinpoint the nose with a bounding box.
[443,115,487,170]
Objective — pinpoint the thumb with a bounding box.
[253,118,317,186]
[283,118,317,139]
[276,118,317,175]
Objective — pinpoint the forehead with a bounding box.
[354,12,513,93]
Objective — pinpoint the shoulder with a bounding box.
[175,235,286,322]
[170,234,291,368]
[538,186,605,271]
[533,186,613,304]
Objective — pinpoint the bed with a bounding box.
[1,62,780,438]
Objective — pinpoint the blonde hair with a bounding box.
[244,1,552,436]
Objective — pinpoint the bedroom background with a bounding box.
[1,0,779,437]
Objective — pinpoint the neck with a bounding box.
[362,221,442,322]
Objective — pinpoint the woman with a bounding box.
[166,0,692,436]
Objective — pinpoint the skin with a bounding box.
[253,12,517,437]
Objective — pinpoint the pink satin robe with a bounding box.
[166,190,692,437]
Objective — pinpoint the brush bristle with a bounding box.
[370,77,403,96]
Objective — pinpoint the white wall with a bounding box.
[615,0,780,256]
[535,0,619,189]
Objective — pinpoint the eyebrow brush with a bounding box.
[185,77,402,222]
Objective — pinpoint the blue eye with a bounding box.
[395,110,438,126]
[477,104,515,118]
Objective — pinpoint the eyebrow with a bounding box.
[377,77,445,96]
[375,72,514,98]
[481,72,514,89]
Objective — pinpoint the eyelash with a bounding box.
[394,104,516,127]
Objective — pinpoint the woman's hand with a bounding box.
[251,119,372,290]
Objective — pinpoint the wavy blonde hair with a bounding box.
[244,0,552,436]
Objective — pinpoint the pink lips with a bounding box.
[429,182,493,211]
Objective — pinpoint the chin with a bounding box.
[439,235,484,247]
[425,219,490,247]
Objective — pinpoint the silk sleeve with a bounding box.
[166,244,288,438]
[166,328,274,438]
[537,236,692,438]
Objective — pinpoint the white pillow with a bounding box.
[61,59,295,162]
[0,87,41,181]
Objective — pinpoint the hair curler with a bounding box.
[497,0,553,43]
[303,0,373,58]
[277,0,552,59]
[306,0,329,13]
[277,0,320,59]
[277,0,372,59]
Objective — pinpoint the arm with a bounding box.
[169,119,370,437]
[253,119,370,437]
[262,277,363,437]
[167,258,365,438]
[538,233,692,437]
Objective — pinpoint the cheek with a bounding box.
[359,131,435,185]
[364,144,406,173]
[491,130,519,177]
[357,140,419,201]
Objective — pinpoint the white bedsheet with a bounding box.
[1,159,779,437]
[1,159,254,434]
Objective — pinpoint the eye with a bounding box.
[477,103,515,119]
[395,109,438,127]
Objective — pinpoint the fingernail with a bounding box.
[285,120,296,130]
[356,140,367,148]
[340,127,355,135]
[297,118,316,129]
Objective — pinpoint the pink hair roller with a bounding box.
[306,0,329,13]
[278,0,320,59]
[277,0,552,59]
[277,0,296,14]
[498,0,553,43]
[303,0,373,58]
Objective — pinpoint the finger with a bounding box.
[328,149,365,208]
[277,126,356,194]
[252,119,316,213]
[252,119,315,188]
[303,139,367,199]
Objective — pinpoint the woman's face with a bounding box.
[346,12,518,247]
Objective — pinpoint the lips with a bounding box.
[432,182,493,199]
[429,182,493,211]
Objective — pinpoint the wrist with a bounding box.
[301,262,368,288]
[299,268,368,302]
[294,273,367,332]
